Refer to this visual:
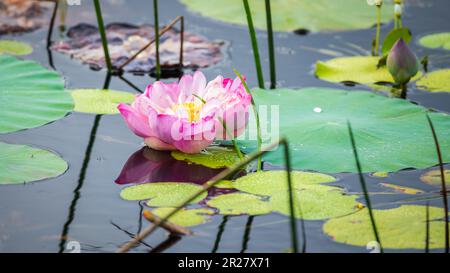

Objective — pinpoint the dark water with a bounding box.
[0,0,449,253]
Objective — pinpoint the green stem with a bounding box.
[153,0,161,80]
[234,69,262,171]
[265,0,276,89]
[93,0,113,72]
[375,5,381,56]
[219,117,244,160]
[348,121,383,253]
[243,0,265,89]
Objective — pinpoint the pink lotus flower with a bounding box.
[117,71,251,154]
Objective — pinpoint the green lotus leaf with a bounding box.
[315,56,422,85]
[180,0,393,33]
[419,32,450,50]
[206,192,272,216]
[0,142,67,185]
[323,205,450,249]
[0,55,73,133]
[238,87,450,173]
[232,171,357,220]
[0,40,33,55]
[151,207,214,227]
[416,69,450,92]
[120,182,207,207]
[171,146,242,169]
[69,89,135,115]
[420,169,450,186]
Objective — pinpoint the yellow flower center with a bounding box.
[172,102,202,122]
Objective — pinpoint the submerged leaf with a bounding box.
[151,207,214,227]
[206,192,272,215]
[70,89,135,114]
[181,0,394,33]
[171,146,242,169]
[0,55,73,133]
[0,40,33,55]
[416,69,450,92]
[419,32,450,50]
[315,56,422,85]
[420,169,450,186]
[238,88,450,173]
[51,23,226,72]
[0,142,68,185]
[323,205,450,249]
[120,182,207,207]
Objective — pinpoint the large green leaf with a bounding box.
[238,88,450,173]
[180,0,393,32]
[70,89,135,115]
[416,69,450,92]
[0,142,67,185]
[171,146,242,169]
[323,205,450,249]
[207,192,272,216]
[120,182,207,207]
[0,55,73,133]
[419,32,450,50]
[233,171,358,220]
[315,56,422,84]
[0,40,33,56]
[151,208,214,227]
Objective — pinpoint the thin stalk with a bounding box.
[347,121,383,253]
[240,216,254,253]
[117,138,299,253]
[426,114,449,253]
[265,0,276,89]
[425,202,430,253]
[46,0,58,48]
[212,216,229,253]
[153,0,161,80]
[234,69,262,171]
[219,117,244,160]
[93,0,113,72]
[375,5,382,56]
[243,0,265,89]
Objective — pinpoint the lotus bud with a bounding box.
[387,39,419,85]
[367,0,383,6]
[394,3,402,17]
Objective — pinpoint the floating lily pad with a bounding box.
[0,0,52,35]
[0,40,33,55]
[70,89,135,115]
[120,182,207,207]
[171,146,241,169]
[379,183,424,195]
[0,55,73,133]
[419,32,450,50]
[180,0,393,33]
[151,207,214,227]
[420,169,450,186]
[315,56,422,85]
[233,171,358,220]
[206,192,272,215]
[323,205,450,249]
[239,88,450,173]
[0,142,67,185]
[51,23,226,72]
[206,180,235,189]
[416,69,450,92]
[372,172,389,178]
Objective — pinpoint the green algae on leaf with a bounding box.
[120,182,207,207]
[180,0,394,33]
[171,146,242,169]
[70,89,135,115]
[315,56,422,85]
[379,183,424,195]
[0,55,73,133]
[238,88,450,173]
[206,192,272,215]
[0,142,68,185]
[416,69,450,92]
[0,40,33,55]
[420,169,450,186]
[151,207,214,227]
[323,205,450,249]
[419,32,450,50]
